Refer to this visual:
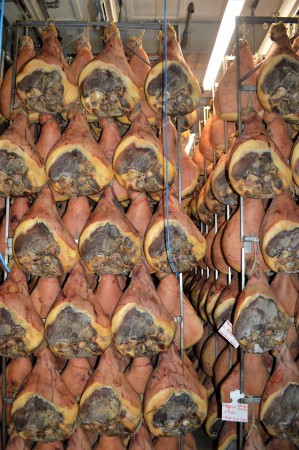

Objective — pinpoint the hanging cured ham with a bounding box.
[145,24,201,116]
[213,345,239,389]
[192,143,213,176]
[0,262,44,358]
[128,423,155,450]
[143,343,208,436]
[11,346,78,442]
[156,273,203,348]
[228,109,292,198]
[259,190,299,273]
[196,185,214,227]
[113,110,176,192]
[61,358,93,400]
[126,190,152,237]
[211,221,230,275]
[79,22,141,118]
[203,174,226,216]
[79,186,142,275]
[222,197,269,273]
[200,332,227,376]
[266,438,297,449]
[153,433,197,450]
[199,116,214,162]
[257,22,299,122]
[16,23,79,114]
[213,39,263,121]
[46,110,113,197]
[217,422,237,450]
[33,443,64,450]
[233,264,289,353]
[204,218,225,271]
[144,191,206,273]
[79,344,142,435]
[94,273,123,318]
[290,137,299,187]
[0,36,36,121]
[205,273,228,326]
[62,196,91,242]
[5,431,31,450]
[111,262,176,357]
[45,261,111,358]
[213,273,239,329]
[65,425,93,450]
[198,271,215,322]
[13,184,79,277]
[0,110,47,197]
[260,344,299,440]
[204,392,222,440]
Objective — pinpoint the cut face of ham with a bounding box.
[145,25,201,117]
[79,22,141,118]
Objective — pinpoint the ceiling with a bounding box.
[2,0,299,109]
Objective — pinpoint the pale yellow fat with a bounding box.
[11,392,78,425]
[205,411,217,438]
[218,434,237,450]
[13,219,79,269]
[144,387,207,436]
[16,60,78,106]
[291,142,299,185]
[46,144,114,187]
[261,220,298,272]
[0,304,44,352]
[80,383,142,430]
[228,140,292,195]
[144,220,206,268]
[214,298,235,322]
[0,140,48,186]
[45,303,111,342]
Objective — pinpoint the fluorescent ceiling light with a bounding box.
[258,0,299,56]
[203,0,245,91]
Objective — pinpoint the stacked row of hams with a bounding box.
[184,21,299,449]
[0,20,208,448]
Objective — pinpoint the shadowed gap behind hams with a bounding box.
[0,36,36,121]
[16,23,79,114]
[156,273,203,348]
[11,346,78,442]
[79,185,142,275]
[46,110,114,197]
[228,109,292,199]
[79,22,142,118]
[233,264,289,353]
[79,343,142,435]
[259,190,299,273]
[143,190,206,273]
[113,110,176,193]
[0,110,48,197]
[257,22,299,121]
[111,262,176,357]
[143,343,208,437]
[0,262,44,358]
[260,344,299,440]
[213,39,263,121]
[145,24,201,116]
[45,261,111,358]
[12,184,79,277]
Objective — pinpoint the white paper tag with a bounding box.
[222,390,248,423]
[218,320,240,348]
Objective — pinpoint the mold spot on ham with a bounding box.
[13,223,63,277]
[80,387,129,435]
[265,227,299,272]
[80,222,136,275]
[16,70,64,113]
[0,150,32,197]
[115,145,164,191]
[260,58,299,116]
[0,307,26,357]
[233,295,288,353]
[152,391,200,435]
[12,395,64,441]
[48,149,101,196]
[45,306,100,358]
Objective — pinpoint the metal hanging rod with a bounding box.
[14,20,177,29]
